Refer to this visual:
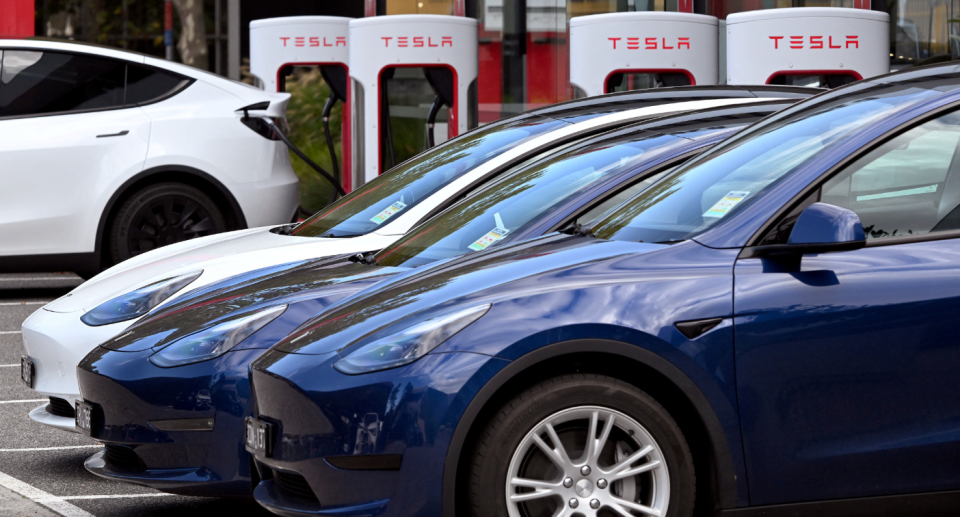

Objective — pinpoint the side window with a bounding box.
[0,50,125,117]
[125,65,189,105]
[821,111,960,240]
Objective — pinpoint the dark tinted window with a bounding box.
[126,64,189,105]
[591,85,942,244]
[0,50,125,116]
[821,110,960,240]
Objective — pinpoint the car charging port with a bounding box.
[238,102,288,140]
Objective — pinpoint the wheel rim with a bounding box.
[126,194,217,256]
[505,406,670,517]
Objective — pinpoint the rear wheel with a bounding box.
[109,183,226,264]
[469,374,695,517]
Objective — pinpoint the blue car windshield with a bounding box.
[374,130,692,268]
[292,116,569,238]
[592,86,942,244]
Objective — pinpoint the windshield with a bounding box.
[292,116,569,237]
[591,85,942,244]
[374,130,692,268]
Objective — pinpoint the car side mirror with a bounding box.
[745,202,866,258]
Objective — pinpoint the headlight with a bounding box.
[334,304,490,375]
[81,271,202,326]
[150,305,287,368]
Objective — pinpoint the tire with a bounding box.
[109,183,227,264]
[468,374,696,517]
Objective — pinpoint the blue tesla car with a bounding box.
[242,63,960,517]
[74,99,794,498]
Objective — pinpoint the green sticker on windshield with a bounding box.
[704,191,750,218]
[469,227,510,251]
[370,200,408,225]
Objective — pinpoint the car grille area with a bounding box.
[104,444,146,472]
[46,397,75,418]
[273,469,318,502]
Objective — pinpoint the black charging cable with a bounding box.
[261,117,346,198]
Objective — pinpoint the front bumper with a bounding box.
[21,306,130,426]
[85,448,237,492]
[250,350,508,516]
[77,346,265,497]
[28,403,77,433]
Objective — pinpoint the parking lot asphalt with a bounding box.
[0,274,272,516]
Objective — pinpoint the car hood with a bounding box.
[270,234,669,356]
[99,257,403,353]
[44,227,397,314]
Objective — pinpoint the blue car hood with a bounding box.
[100,256,403,352]
[272,234,669,356]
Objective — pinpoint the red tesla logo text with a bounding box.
[381,36,453,48]
[608,37,691,50]
[769,35,859,49]
[279,36,346,47]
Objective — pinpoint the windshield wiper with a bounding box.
[271,223,298,236]
[561,221,594,238]
[348,252,378,265]
[321,231,363,238]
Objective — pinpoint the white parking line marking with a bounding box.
[0,364,19,367]
[0,301,47,306]
[0,470,95,517]
[50,494,175,501]
[0,331,22,335]
[0,399,47,404]
[0,446,101,453]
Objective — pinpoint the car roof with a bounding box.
[531,85,822,122]
[1,37,281,103]
[466,85,823,133]
[0,38,147,63]
[778,61,960,111]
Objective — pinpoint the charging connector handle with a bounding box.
[261,117,346,197]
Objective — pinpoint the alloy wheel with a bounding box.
[126,194,217,256]
[506,405,670,517]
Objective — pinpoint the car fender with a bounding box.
[442,336,743,515]
[92,164,249,264]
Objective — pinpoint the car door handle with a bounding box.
[96,130,129,138]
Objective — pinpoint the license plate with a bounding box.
[20,357,33,388]
[245,417,274,456]
[75,401,94,436]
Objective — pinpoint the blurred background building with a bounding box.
[3,0,957,209]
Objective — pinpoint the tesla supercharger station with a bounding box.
[250,16,353,191]
[349,15,479,187]
[726,8,889,88]
[570,12,719,97]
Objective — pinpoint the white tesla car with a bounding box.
[20,87,814,433]
[0,39,299,277]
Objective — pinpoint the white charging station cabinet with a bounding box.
[250,16,350,93]
[349,15,479,186]
[726,8,889,87]
[570,12,719,97]
[250,16,353,190]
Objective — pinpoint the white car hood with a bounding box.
[44,228,397,314]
